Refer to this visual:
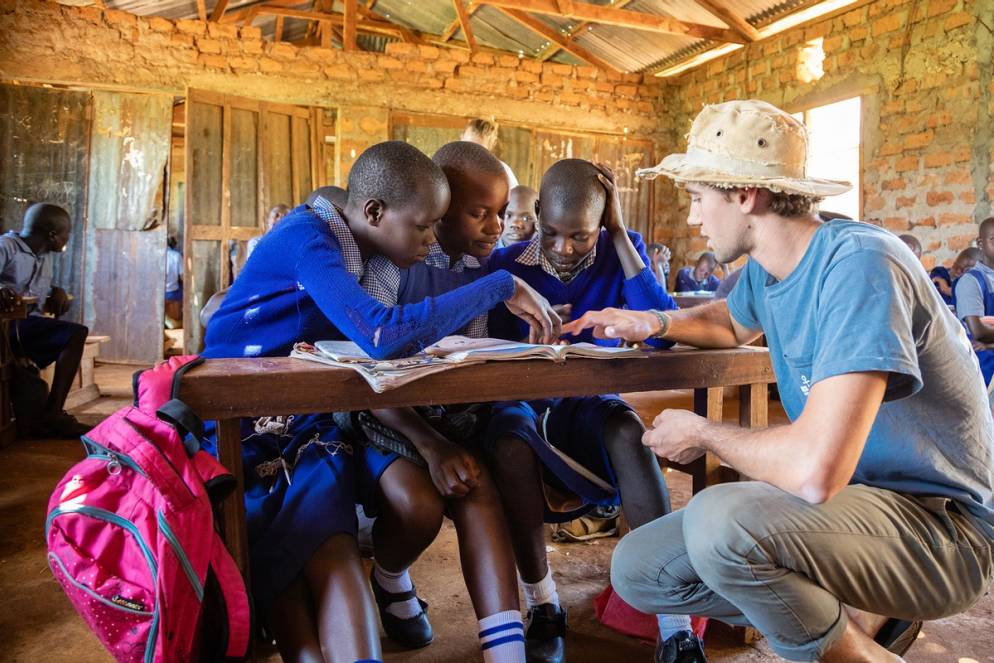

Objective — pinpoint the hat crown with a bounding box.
[687,100,808,178]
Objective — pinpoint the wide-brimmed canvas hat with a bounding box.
[637,99,852,197]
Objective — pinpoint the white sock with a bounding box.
[373,563,421,620]
[520,567,560,610]
[479,610,526,663]
[658,613,693,641]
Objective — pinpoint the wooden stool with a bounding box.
[40,334,110,409]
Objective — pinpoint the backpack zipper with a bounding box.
[157,511,205,601]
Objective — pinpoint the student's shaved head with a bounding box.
[306,186,347,208]
[432,141,507,182]
[539,159,606,220]
[347,141,448,209]
[980,217,994,239]
[22,203,70,236]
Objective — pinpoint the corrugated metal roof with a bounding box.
[99,0,844,73]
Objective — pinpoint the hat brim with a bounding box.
[637,153,852,198]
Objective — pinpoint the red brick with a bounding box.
[268,42,298,61]
[175,19,205,36]
[385,42,418,57]
[241,39,263,55]
[471,52,495,65]
[197,38,223,54]
[948,233,976,250]
[615,84,638,96]
[915,216,937,227]
[944,168,972,184]
[290,61,321,76]
[896,195,917,209]
[104,8,137,29]
[515,70,538,83]
[926,191,954,206]
[198,53,227,69]
[405,60,427,74]
[240,25,262,40]
[872,13,904,36]
[323,64,352,79]
[842,8,865,27]
[378,56,403,70]
[953,147,972,162]
[259,58,283,73]
[896,156,919,172]
[924,152,952,168]
[882,178,906,191]
[960,190,977,204]
[207,22,238,39]
[229,56,258,72]
[941,213,972,225]
[498,55,520,68]
[147,16,173,33]
[170,33,195,47]
[945,12,973,30]
[358,68,386,82]
[883,216,910,231]
[904,131,933,150]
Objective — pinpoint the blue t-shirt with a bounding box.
[728,219,994,536]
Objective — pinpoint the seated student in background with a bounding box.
[201,141,560,663]
[675,251,720,292]
[244,203,290,262]
[499,185,539,248]
[485,159,680,663]
[647,242,671,289]
[0,203,88,438]
[956,218,994,388]
[164,235,183,326]
[899,232,923,262]
[348,142,528,661]
[933,247,980,308]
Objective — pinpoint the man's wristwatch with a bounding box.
[649,309,671,339]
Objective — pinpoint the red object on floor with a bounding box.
[593,583,708,644]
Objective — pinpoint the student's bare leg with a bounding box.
[45,323,87,415]
[372,459,445,571]
[303,532,381,663]
[445,466,519,616]
[267,574,325,663]
[603,410,670,528]
[487,434,548,582]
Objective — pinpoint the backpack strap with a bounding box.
[133,356,206,456]
[208,534,253,660]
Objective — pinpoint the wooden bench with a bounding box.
[40,334,109,409]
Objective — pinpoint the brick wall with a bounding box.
[0,0,666,180]
[656,0,994,275]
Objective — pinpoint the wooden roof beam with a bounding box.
[693,0,760,41]
[220,0,310,24]
[480,0,745,43]
[453,0,478,52]
[209,0,230,21]
[343,0,357,50]
[441,1,480,41]
[496,7,619,72]
[196,0,207,21]
[356,4,424,43]
[538,0,634,61]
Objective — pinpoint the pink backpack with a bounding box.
[45,356,251,662]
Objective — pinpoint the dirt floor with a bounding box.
[1,363,991,662]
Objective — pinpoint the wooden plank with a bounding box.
[343,0,357,50]
[196,0,207,22]
[209,0,230,21]
[189,225,261,241]
[220,103,232,289]
[217,418,251,577]
[693,0,761,41]
[274,15,284,40]
[453,0,477,52]
[739,381,768,429]
[497,8,619,71]
[481,0,745,43]
[320,20,332,48]
[440,2,479,41]
[179,348,774,419]
[262,110,293,212]
[291,115,313,203]
[229,107,260,228]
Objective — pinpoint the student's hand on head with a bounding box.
[593,162,626,236]
[562,307,659,343]
[642,409,707,464]
[423,439,480,499]
[506,276,562,344]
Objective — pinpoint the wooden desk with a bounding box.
[180,346,775,577]
[0,302,29,447]
[673,293,717,308]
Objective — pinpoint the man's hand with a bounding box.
[507,276,562,344]
[552,303,573,324]
[0,287,20,313]
[44,286,71,317]
[594,162,626,237]
[562,307,660,343]
[423,440,481,498]
[642,409,708,464]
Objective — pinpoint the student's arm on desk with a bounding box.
[645,371,887,504]
[562,300,761,348]
[964,316,994,344]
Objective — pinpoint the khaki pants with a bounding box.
[611,482,993,661]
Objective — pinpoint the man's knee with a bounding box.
[611,515,694,612]
[683,482,788,580]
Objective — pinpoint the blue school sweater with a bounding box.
[203,207,514,360]
[487,229,677,348]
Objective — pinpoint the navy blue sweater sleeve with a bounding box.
[296,233,514,359]
[621,231,677,349]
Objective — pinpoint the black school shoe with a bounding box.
[525,603,567,663]
[369,568,434,649]
[874,619,923,657]
[655,631,708,663]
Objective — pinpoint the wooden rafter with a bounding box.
[480,0,744,43]
[496,7,618,72]
[241,5,260,26]
[220,0,309,24]
[441,1,480,41]
[538,0,634,61]
[274,14,284,40]
[343,0,357,51]
[209,0,229,21]
[693,0,760,41]
[356,4,423,43]
[453,0,478,52]
[255,6,408,42]
[196,0,207,22]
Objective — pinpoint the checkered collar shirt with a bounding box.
[423,242,483,273]
[310,196,400,306]
[515,233,597,284]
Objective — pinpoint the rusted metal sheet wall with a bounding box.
[0,84,92,323]
[85,91,172,362]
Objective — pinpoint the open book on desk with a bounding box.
[425,335,645,363]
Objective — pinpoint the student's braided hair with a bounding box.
[347,141,448,209]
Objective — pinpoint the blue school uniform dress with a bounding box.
[485,230,678,522]
[955,262,994,387]
[675,266,720,292]
[201,203,515,609]
[929,265,956,307]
